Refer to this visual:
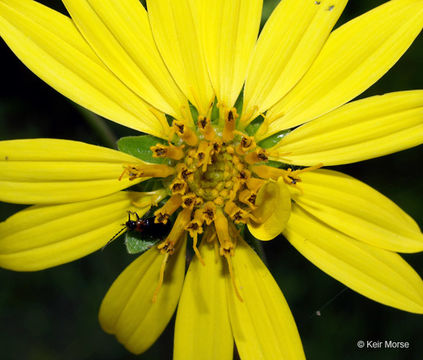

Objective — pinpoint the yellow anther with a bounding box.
[185,213,205,266]
[154,195,182,224]
[253,163,323,185]
[187,148,197,158]
[119,163,175,181]
[234,132,256,154]
[151,143,185,160]
[237,169,251,182]
[185,219,203,235]
[170,177,188,195]
[214,209,233,251]
[229,178,241,201]
[252,165,286,180]
[157,240,175,255]
[222,107,238,142]
[201,201,216,225]
[196,141,213,172]
[185,156,194,167]
[152,252,170,303]
[210,140,222,155]
[280,163,324,193]
[178,165,194,183]
[131,189,168,208]
[223,201,242,222]
[150,144,167,157]
[182,193,197,209]
[246,177,265,192]
[244,148,269,164]
[239,189,257,209]
[224,201,252,224]
[194,197,204,207]
[198,115,216,141]
[173,120,198,146]
[158,207,192,253]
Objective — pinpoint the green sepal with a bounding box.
[117,135,169,164]
[125,232,158,255]
[258,129,291,149]
[136,178,166,192]
[209,98,220,124]
[244,116,264,136]
[189,102,199,124]
[234,88,244,123]
[266,160,286,168]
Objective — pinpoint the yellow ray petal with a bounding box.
[241,0,347,125]
[285,205,423,313]
[62,0,190,121]
[271,91,423,165]
[99,236,186,355]
[227,239,305,360]
[0,0,169,137]
[0,191,150,271]
[174,241,233,360]
[0,139,147,204]
[292,169,423,253]
[198,0,262,109]
[147,0,214,116]
[260,0,423,139]
[248,178,291,241]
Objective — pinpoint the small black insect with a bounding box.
[103,211,172,250]
[126,211,172,238]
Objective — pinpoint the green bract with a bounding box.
[117,135,169,164]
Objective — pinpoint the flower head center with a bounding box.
[118,107,322,301]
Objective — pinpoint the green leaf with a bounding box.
[258,129,291,149]
[117,135,168,164]
[125,232,158,255]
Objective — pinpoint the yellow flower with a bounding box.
[1,0,423,359]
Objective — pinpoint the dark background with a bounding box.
[1,1,422,359]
